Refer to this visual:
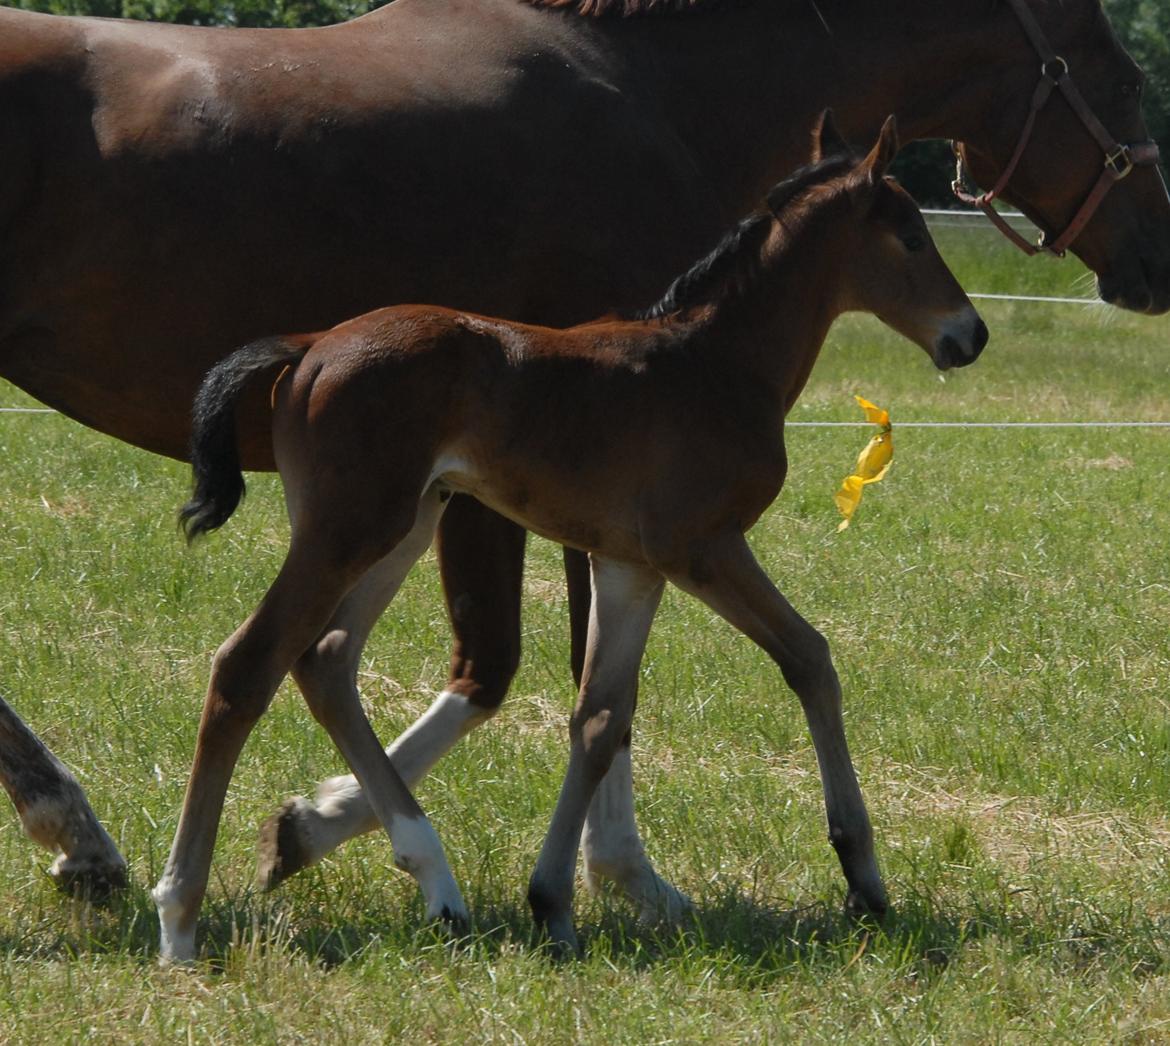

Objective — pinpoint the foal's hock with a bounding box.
[157,114,986,961]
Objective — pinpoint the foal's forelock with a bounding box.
[765,154,857,215]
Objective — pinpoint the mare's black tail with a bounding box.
[180,336,311,543]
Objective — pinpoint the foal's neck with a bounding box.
[696,209,850,415]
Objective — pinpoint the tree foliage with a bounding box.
[1104,0,1170,150]
[4,0,386,27]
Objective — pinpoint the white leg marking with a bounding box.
[20,795,126,883]
[582,748,693,923]
[528,558,665,949]
[387,690,492,788]
[286,689,490,866]
[389,814,468,924]
[153,875,196,965]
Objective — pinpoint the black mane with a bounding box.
[639,153,857,320]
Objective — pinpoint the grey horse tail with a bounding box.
[180,336,310,543]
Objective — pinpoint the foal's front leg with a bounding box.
[668,532,887,917]
[528,556,665,954]
[563,550,691,923]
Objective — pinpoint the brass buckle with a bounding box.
[1037,232,1065,258]
[1104,146,1134,180]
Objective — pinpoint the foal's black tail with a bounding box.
[180,336,311,543]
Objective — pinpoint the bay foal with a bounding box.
[158,115,987,960]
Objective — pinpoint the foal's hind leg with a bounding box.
[528,556,664,954]
[255,496,524,889]
[153,544,368,962]
[279,487,466,925]
[154,492,463,962]
[667,532,887,917]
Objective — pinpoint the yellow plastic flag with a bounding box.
[834,395,892,531]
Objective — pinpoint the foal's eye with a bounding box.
[900,232,927,253]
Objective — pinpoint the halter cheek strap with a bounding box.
[951,0,1161,256]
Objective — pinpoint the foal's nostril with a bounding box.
[935,313,987,370]
[936,335,961,369]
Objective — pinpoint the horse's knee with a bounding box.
[291,629,356,726]
[778,628,838,699]
[206,636,281,728]
[570,704,631,784]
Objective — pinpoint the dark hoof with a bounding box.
[435,905,470,939]
[50,860,128,901]
[528,885,580,959]
[255,797,313,891]
[845,888,889,922]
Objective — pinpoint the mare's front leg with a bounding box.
[528,556,664,954]
[667,532,887,917]
[0,695,126,892]
[255,496,525,888]
[567,547,691,923]
[580,743,692,923]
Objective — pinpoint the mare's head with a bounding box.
[776,112,988,370]
[956,0,1169,313]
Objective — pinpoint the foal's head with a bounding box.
[774,113,989,371]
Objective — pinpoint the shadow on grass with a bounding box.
[3,873,1167,985]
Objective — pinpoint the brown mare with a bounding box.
[0,0,1167,897]
[156,114,988,961]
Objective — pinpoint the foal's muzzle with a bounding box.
[933,310,989,370]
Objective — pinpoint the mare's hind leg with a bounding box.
[581,745,692,924]
[0,695,126,892]
[666,532,887,917]
[255,496,524,888]
[528,556,664,954]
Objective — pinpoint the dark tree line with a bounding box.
[2,0,1167,206]
[3,0,386,27]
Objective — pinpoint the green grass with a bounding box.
[0,224,1169,1042]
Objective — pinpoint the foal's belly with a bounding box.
[434,455,645,562]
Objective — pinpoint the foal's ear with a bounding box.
[861,115,900,185]
[812,108,851,162]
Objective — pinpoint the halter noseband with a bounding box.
[951,0,1161,256]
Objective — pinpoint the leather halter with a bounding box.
[951,0,1161,256]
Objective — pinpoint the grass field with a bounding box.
[0,220,1169,1043]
